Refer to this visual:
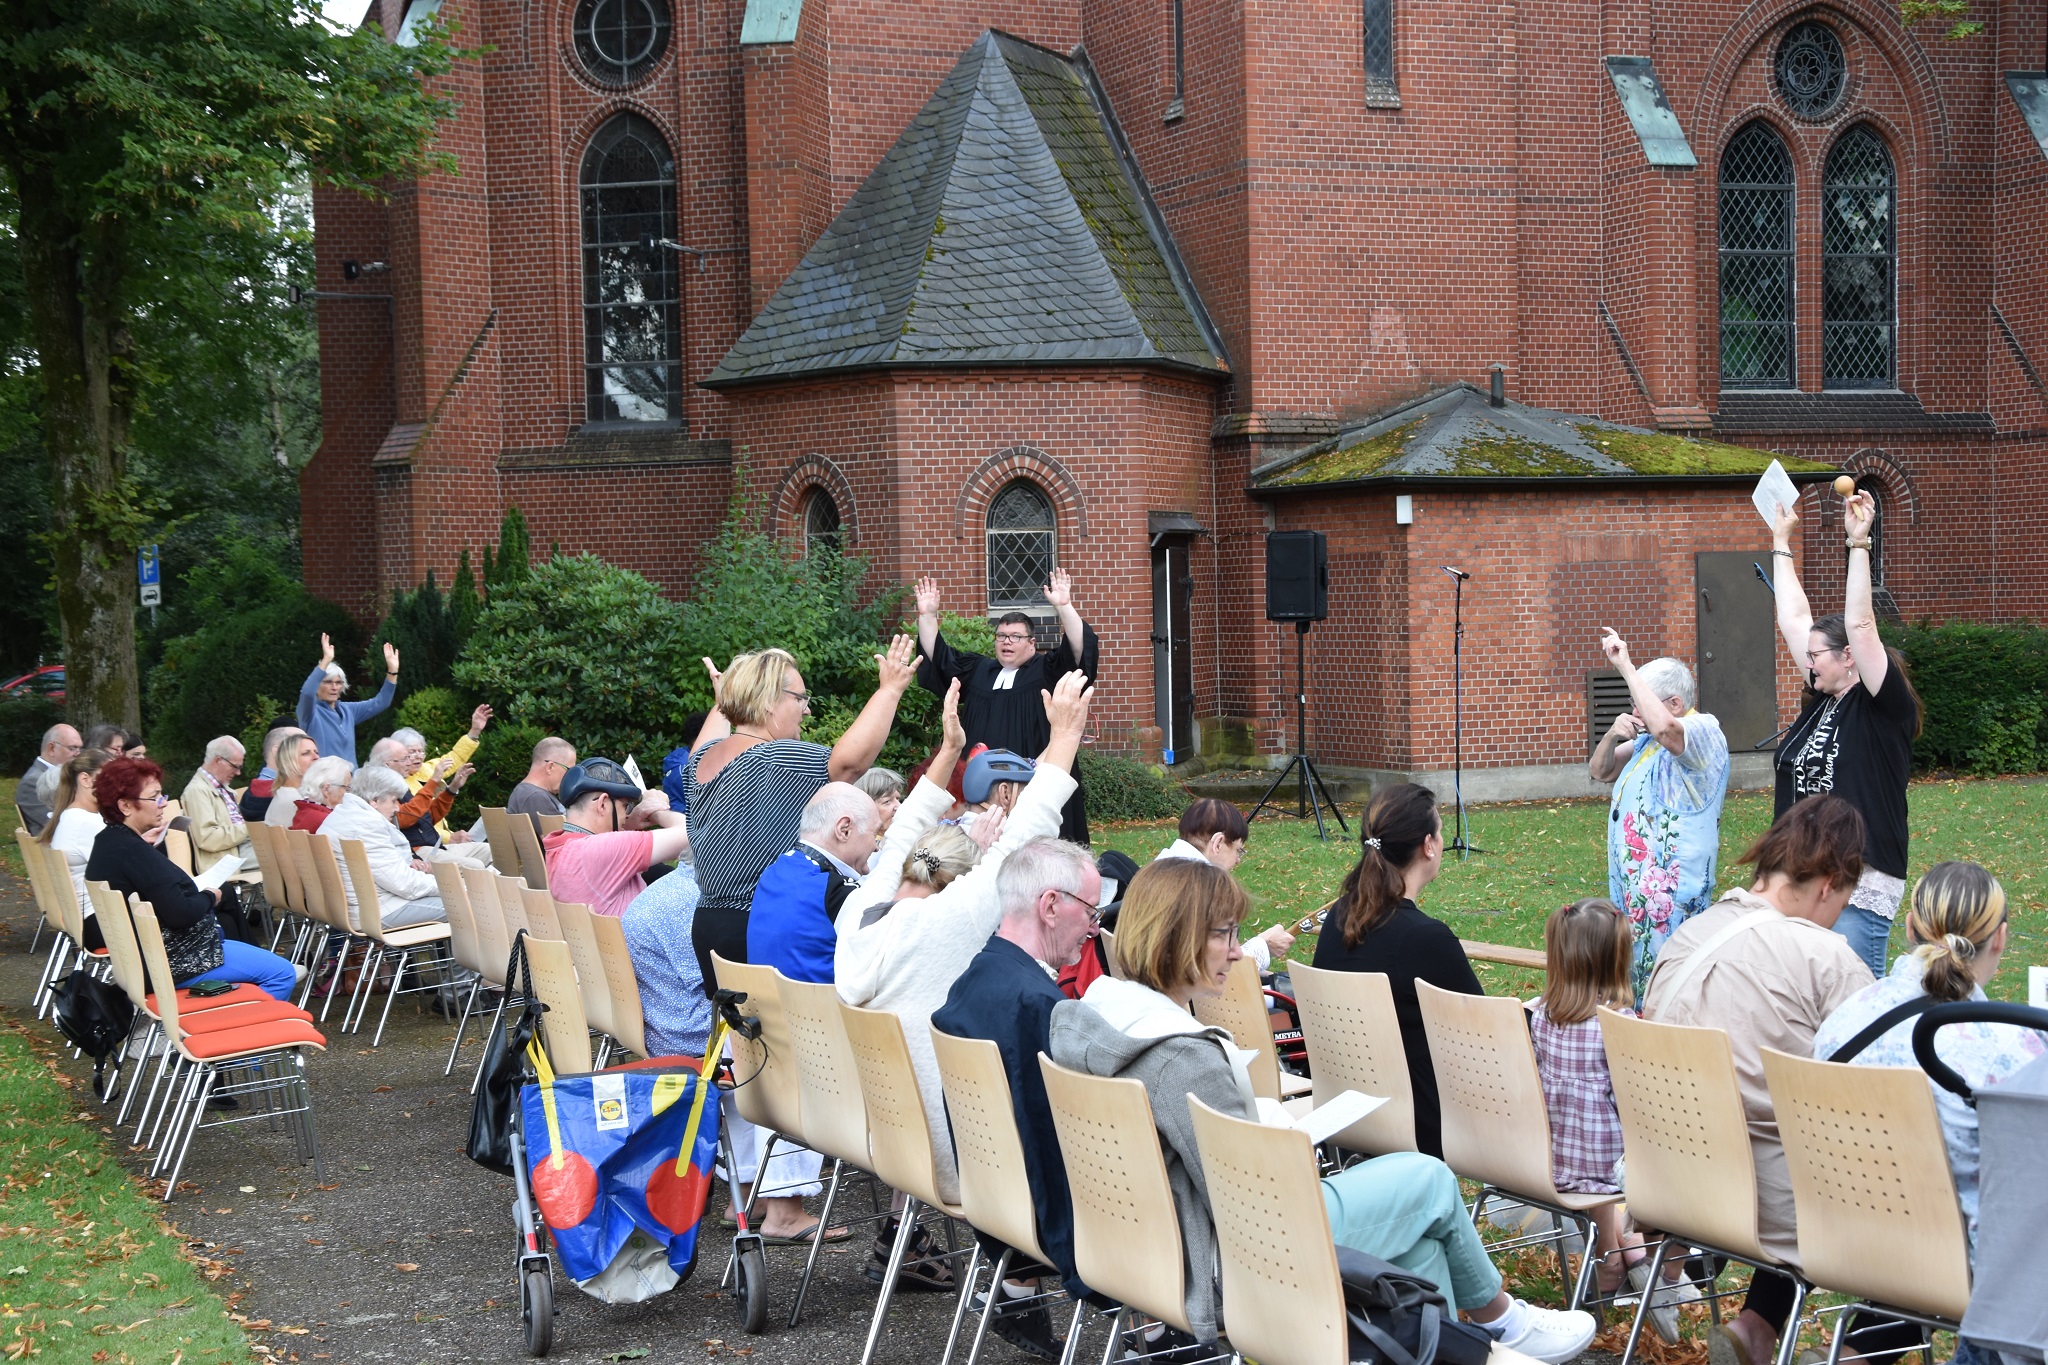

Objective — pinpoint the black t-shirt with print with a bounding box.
[1773,663,1919,878]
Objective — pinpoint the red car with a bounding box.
[0,665,65,705]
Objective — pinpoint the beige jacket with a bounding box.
[179,769,257,882]
[1642,887,1873,1265]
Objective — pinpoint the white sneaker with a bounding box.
[1626,1261,1682,1344]
[1495,1304,1599,1365]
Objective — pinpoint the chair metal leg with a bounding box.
[160,1067,218,1197]
[859,1196,920,1365]
[1615,1229,1670,1365]
[940,1241,988,1365]
[444,975,484,1076]
[28,914,45,955]
[788,1155,844,1327]
[1056,1297,1088,1365]
[152,1061,202,1175]
[961,1245,1009,1365]
[1775,1282,1811,1365]
[128,1033,174,1140]
[1565,1212,1598,1312]
[343,944,382,1033]
[318,939,354,1021]
[1096,1307,1128,1365]
[371,947,410,1046]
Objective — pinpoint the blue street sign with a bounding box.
[138,545,161,586]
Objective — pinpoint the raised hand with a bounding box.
[1260,923,1297,958]
[875,634,922,694]
[468,703,494,738]
[939,678,966,753]
[914,576,942,618]
[1771,498,1801,548]
[1598,628,1633,671]
[449,763,476,792]
[1042,670,1093,738]
[966,803,1006,852]
[1844,490,1876,542]
[319,633,335,668]
[435,754,459,782]
[1043,567,1073,608]
[383,640,401,675]
[702,655,725,700]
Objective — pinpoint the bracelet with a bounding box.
[1772,549,1795,559]
[1845,538,1872,551]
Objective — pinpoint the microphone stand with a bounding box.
[1444,567,1484,858]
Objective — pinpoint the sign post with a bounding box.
[138,544,161,621]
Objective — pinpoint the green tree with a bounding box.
[1,0,459,730]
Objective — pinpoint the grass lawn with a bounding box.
[1097,776,2048,1002]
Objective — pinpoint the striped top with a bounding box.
[684,738,833,913]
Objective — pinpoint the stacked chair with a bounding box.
[333,838,456,1046]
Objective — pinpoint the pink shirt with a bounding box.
[543,828,654,918]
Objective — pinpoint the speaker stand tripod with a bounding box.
[1249,621,1349,839]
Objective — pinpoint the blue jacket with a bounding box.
[931,935,1084,1297]
[745,846,854,985]
[296,665,395,765]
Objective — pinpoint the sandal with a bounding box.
[758,1222,851,1246]
[865,1220,957,1292]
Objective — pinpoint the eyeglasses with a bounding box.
[1049,888,1103,924]
[994,632,1033,644]
[1207,923,1242,943]
[140,791,167,807]
[784,689,813,708]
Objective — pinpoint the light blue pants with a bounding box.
[1320,1150,1504,1311]
[183,940,299,1001]
[1833,905,1893,978]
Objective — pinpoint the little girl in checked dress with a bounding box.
[1529,898,1689,1343]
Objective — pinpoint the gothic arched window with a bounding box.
[802,488,842,557]
[985,480,1055,610]
[1822,126,1896,389]
[1718,122,1795,389]
[580,114,682,423]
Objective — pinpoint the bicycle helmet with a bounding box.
[557,757,641,809]
[962,749,1035,804]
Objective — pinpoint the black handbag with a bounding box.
[466,931,548,1175]
[1337,1246,1493,1365]
[50,968,137,1098]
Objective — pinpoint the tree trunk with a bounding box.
[16,173,140,732]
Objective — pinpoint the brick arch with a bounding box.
[1839,448,1920,526]
[556,0,682,101]
[769,455,860,549]
[953,446,1089,543]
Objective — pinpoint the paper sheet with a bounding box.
[1752,459,1800,528]
[2030,966,2047,1010]
[192,854,245,893]
[621,755,647,794]
[1256,1088,1388,1145]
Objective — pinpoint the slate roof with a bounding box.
[703,31,1228,388]
[1250,383,1837,493]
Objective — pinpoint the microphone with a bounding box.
[1442,566,1471,581]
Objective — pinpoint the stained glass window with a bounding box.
[1364,0,1397,103]
[580,115,682,423]
[1822,127,1895,389]
[986,480,1055,610]
[574,0,671,87]
[1776,22,1847,121]
[1719,122,1795,388]
[803,488,842,557]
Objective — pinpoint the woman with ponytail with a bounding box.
[1309,782,1481,1157]
[1815,861,2044,1255]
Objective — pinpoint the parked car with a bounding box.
[0,665,65,705]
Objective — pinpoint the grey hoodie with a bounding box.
[1047,995,1254,1342]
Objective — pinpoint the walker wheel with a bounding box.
[734,1239,769,1334]
[521,1262,555,1356]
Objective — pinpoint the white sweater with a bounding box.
[1154,839,1272,970]
[834,763,1078,1203]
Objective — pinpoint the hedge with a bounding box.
[0,695,62,772]
[1884,620,2048,774]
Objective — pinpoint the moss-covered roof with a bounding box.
[1250,384,1836,492]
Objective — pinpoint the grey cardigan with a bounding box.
[1047,999,1251,1343]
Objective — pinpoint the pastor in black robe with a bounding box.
[917,623,1099,844]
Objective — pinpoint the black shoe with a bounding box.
[985,1300,1062,1362]
[863,1221,957,1293]
[206,1094,240,1112]
[1124,1326,1212,1365]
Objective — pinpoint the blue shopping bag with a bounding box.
[520,1024,723,1286]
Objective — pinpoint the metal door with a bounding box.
[1151,539,1195,763]
[1695,551,1780,750]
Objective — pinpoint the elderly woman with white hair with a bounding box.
[296,632,399,764]
[289,756,355,831]
[318,763,445,931]
[1588,629,1731,998]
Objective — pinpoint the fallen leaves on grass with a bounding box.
[393,1264,418,1273]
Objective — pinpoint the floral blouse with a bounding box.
[1813,953,2046,1254]
[1607,712,1731,1001]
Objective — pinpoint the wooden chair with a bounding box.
[524,935,592,1075]
[478,807,522,882]
[1191,952,1311,1101]
[551,898,617,1060]
[931,1028,1086,1365]
[586,911,650,1062]
[304,832,369,1024]
[283,829,348,1017]
[128,899,327,1199]
[459,862,522,1093]
[19,827,82,1017]
[335,838,454,1045]
[1417,981,1619,1311]
[1038,1053,1197,1349]
[16,809,50,953]
[839,1000,972,1365]
[511,818,549,890]
[517,884,563,943]
[1188,1094,1545,1365]
[161,803,195,875]
[537,813,564,835]
[494,872,535,937]
[1289,962,1417,1156]
[430,860,490,1075]
[779,973,880,1326]
[266,821,318,966]
[243,823,296,956]
[1762,1046,1973,1361]
[1599,1007,1810,1365]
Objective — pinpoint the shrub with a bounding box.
[368,563,479,692]
[454,721,548,829]
[453,553,693,766]
[236,695,289,778]
[0,694,62,771]
[395,686,473,752]
[1076,749,1187,822]
[1882,620,2048,773]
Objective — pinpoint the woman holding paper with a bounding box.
[1769,489,1923,976]
[1048,859,1598,1363]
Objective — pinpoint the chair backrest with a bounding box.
[244,822,290,914]
[1289,962,1417,1155]
[284,829,331,928]
[1037,1053,1192,1334]
[586,911,650,1060]
[511,818,549,890]
[337,838,389,938]
[1598,1007,1768,1261]
[1099,928,1125,979]
[272,822,309,916]
[1189,1093,1350,1365]
[1761,1046,1973,1321]
[430,861,484,974]
[494,873,534,937]
[538,812,564,836]
[306,832,354,935]
[1417,980,1562,1200]
[18,828,74,940]
[525,935,593,1075]
[930,1027,1053,1267]
[711,955,802,1136]
[778,975,873,1169]
[461,864,512,988]
[85,881,150,1007]
[478,807,522,882]
[127,900,187,1042]
[35,841,88,946]
[518,885,563,943]
[551,899,617,1041]
[1190,952,1283,1101]
[162,810,195,875]
[840,1000,950,1209]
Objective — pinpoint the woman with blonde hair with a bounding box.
[1048,859,1596,1362]
[35,748,116,942]
[264,734,321,829]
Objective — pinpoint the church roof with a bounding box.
[1249,383,1837,493]
[702,31,1229,388]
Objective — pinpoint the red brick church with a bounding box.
[307,0,2048,797]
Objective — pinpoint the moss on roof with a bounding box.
[1572,425,1829,475]
[1259,419,1426,486]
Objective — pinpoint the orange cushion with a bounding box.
[170,1000,315,1033]
[148,983,280,1013]
[178,1019,328,1059]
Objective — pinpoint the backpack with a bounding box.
[1337,1246,1493,1365]
[49,968,137,1098]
